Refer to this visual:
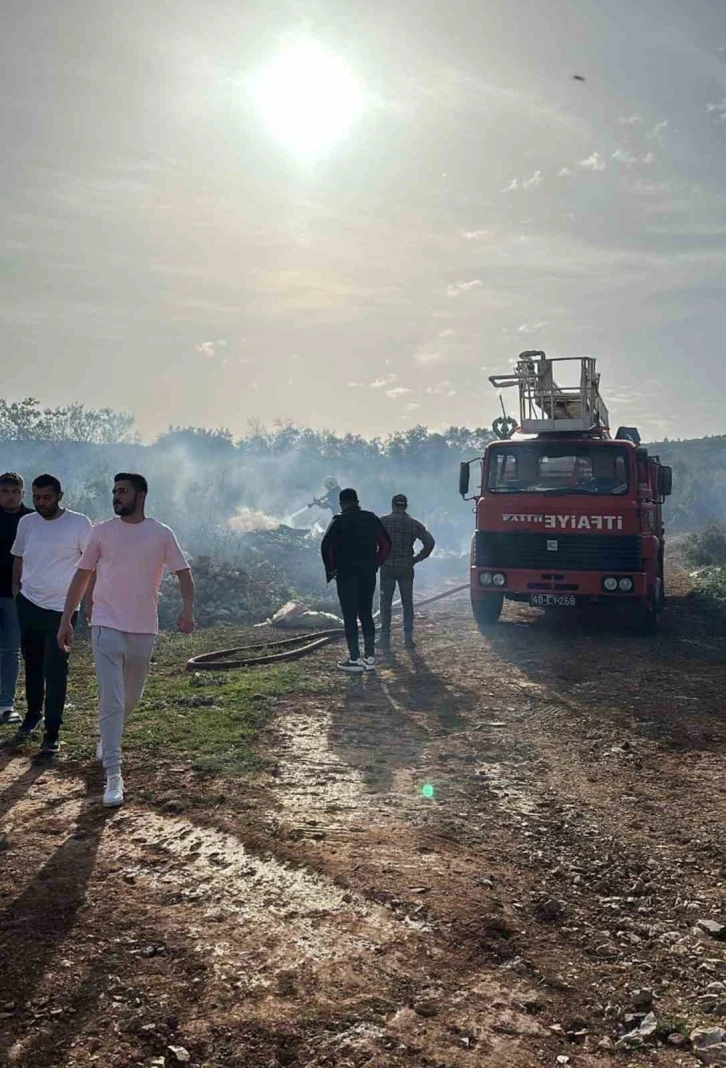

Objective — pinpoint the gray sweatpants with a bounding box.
[92,626,156,774]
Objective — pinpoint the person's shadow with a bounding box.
[328,650,470,793]
[0,767,110,1064]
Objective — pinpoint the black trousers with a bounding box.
[335,569,377,660]
[379,564,415,638]
[17,594,76,739]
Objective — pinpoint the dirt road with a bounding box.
[0,575,724,1067]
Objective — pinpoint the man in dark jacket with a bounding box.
[0,473,33,723]
[321,488,391,673]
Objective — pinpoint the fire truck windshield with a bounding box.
[486,444,630,496]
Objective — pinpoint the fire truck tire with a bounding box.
[471,594,504,630]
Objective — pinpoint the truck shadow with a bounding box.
[488,589,726,751]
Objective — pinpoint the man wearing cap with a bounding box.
[379,495,435,651]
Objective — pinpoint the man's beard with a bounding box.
[114,501,136,517]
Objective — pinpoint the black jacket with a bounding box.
[0,505,33,598]
[321,506,391,580]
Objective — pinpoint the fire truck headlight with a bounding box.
[618,576,634,592]
[603,576,618,592]
[492,572,507,587]
[479,572,493,587]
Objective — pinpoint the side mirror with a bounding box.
[658,465,672,497]
[459,461,470,498]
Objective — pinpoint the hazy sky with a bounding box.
[3,0,726,441]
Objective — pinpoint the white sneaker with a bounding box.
[337,657,365,674]
[0,707,21,725]
[103,773,124,807]
[96,739,103,763]
[362,656,376,672]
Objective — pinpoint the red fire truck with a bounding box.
[459,352,672,632]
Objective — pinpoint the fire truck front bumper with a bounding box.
[471,567,648,603]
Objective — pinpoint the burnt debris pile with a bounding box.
[158,526,331,629]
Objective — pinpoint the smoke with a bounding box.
[0,424,489,572]
[226,507,280,533]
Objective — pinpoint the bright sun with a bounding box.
[253,41,364,158]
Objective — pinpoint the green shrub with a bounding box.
[682,518,726,567]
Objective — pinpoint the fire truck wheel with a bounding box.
[471,594,504,631]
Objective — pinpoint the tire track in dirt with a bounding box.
[0,755,560,1068]
[256,588,724,1066]
[0,576,722,1066]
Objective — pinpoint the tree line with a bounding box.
[2,396,725,533]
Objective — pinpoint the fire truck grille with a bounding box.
[474,532,642,572]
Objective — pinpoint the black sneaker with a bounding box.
[39,736,60,756]
[404,637,417,650]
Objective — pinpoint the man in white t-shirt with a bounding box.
[58,472,195,807]
[10,474,92,755]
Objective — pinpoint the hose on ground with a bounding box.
[186,582,470,671]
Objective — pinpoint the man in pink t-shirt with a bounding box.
[58,473,195,807]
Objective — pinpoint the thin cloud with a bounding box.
[503,170,542,192]
[370,374,397,388]
[707,100,726,121]
[618,115,642,125]
[446,279,482,297]
[404,402,420,411]
[648,120,668,142]
[425,381,457,396]
[462,229,490,240]
[612,147,653,166]
[385,386,411,398]
[439,328,457,337]
[579,152,606,171]
[347,381,364,388]
[517,321,549,334]
[558,166,574,177]
[195,339,228,359]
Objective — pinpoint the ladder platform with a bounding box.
[490,352,609,435]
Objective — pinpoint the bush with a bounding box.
[682,519,726,568]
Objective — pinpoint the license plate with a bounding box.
[530,594,577,608]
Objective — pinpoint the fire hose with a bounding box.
[186,583,470,671]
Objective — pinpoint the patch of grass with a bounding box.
[16,626,306,777]
[655,1015,691,1040]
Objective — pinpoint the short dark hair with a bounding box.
[339,487,358,507]
[32,474,62,495]
[0,472,23,489]
[114,472,148,495]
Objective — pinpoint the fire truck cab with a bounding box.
[459,352,672,633]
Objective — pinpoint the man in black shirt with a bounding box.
[0,473,33,723]
[321,488,391,673]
